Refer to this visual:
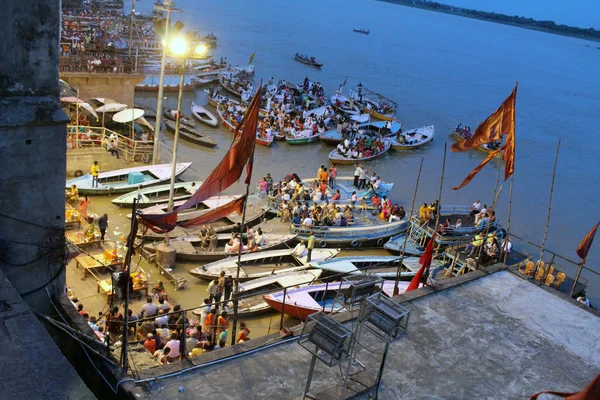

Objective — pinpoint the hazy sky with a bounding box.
[438,0,599,29]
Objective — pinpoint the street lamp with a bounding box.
[164,36,208,246]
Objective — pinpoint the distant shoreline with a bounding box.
[378,0,600,43]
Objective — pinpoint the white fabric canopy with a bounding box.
[96,103,128,113]
[112,108,145,123]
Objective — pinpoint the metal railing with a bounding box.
[60,56,143,74]
[67,125,154,163]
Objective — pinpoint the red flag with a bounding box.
[576,222,599,262]
[451,147,501,190]
[529,372,600,400]
[406,233,436,292]
[451,85,516,153]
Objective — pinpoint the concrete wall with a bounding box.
[67,147,145,176]
[0,0,69,310]
[61,72,145,105]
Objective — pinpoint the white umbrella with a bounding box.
[112,108,145,123]
[91,98,117,105]
[96,103,128,113]
[60,97,99,120]
[137,117,155,132]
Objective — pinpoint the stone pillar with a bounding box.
[155,242,176,267]
[0,0,70,310]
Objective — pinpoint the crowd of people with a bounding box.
[336,135,387,159]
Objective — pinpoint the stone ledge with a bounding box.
[0,96,69,127]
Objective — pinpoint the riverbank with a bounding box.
[378,0,600,43]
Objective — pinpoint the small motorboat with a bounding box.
[309,255,421,280]
[285,129,320,145]
[294,54,323,68]
[217,104,273,147]
[66,163,191,195]
[191,102,219,128]
[163,107,196,128]
[383,234,426,256]
[328,138,392,165]
[143,233,297,263]
[188,248,340,281]
[388,125,435,150]
[353,28,370,35]
[164,119,217,148]
[331,91,361,115]
[263,279,416,321]
[111,181,203,208]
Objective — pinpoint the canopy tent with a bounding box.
[95,103,128,113]
[60,97,99,120]
[59,79,77,98]
[112,108,145,123]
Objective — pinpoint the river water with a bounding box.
[133,0,600,301]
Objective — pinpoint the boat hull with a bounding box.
[328,139,392,164]
[164,120,217,148]
[390,125,435,150]
[286,135,320,145]
[191,103,219,128]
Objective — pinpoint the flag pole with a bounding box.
[502,176,514,264]
[535,139,561,276]
[570,261,585,298]
[432,143,447,255]
[393,157,424,296]
[231,183,251,346]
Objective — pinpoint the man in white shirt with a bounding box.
[282,192,291,202]
[154,310,169,327]
[292,240,307,258]
[255,228,266,246]
[469,199,482,220]
[302,216,314,227]
[475,205,488,224]
[344,138,350,149]
[353,165,362,187]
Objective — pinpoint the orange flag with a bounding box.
[406,233,436,292]
[451,85,517,153]
[529,372,600,400]
[576,222,599,262]
[452,147,502,190]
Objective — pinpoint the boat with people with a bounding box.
[216,101,274,146]
[349,85,398,121]
[285,129,320,145]
[188,248,340,281]
[230,269,324,317]
[219,71,255,100]
[142,232,297,263]
[190,102,219,128]
[66,163,191,195]
[308,255,421,280]
[387,125,435,150]
[329,137,392,164]
[191,75,219,86]
[163,119,217,148]
[111,181,202,208]
[294,53,323,68]
[452,124,502,158]
[320,120,402,145]
[163,107,195,128]
[263,279,415,321]
[353,28,370,35]
[330,91,361,115]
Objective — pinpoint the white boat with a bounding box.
[111,181,202,208]
[188,248,340,281]
[388,125,435,150]
[331,91,361,115]
[138,194,242,223]
[191,102,219,128]
[285,129,320,145]
[328,138,392,165]
[263,279,417,321]
[233,269,324,316]
[309,255,422,280]
[383,233,426,256]
[66,163,191,195]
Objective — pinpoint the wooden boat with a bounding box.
[111,181,203,208]
[190,102,219,128]
[232,269,324,316]
[294,54,323,68]
[383,234,426,256]
[452,128,502,158]
[319,120,401,145]
[349,86,397,121]
[204,89,233,107]
[353,28,370,35]
[138,195,242,223]
[143,233,297,263]
[136,75,195,92]
[263,280,416,321]
[217,104,274,147]
[388,125,435,150]
[309,255,421,280]
[192,75,219,86]
[188,248,340,281]
[163,107,195,128]
[331,91,361,115]
[285,130,320,145]
[291,215,408,248]
[328,138,392,165]
[66,163,191,195]
[164,119,217,148]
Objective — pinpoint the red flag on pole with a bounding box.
[576,222,599,262]
[406,233,436,292]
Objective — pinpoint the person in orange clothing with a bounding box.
[318,167,328,183]
[237,322,251,343]
[216,311,229,341]
[203,308,218,341]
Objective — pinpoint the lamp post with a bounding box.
[151,1,182,165]
[164,37,208,246]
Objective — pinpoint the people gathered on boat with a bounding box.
[336,136,387,159]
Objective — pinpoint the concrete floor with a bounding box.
[129,270,599,399]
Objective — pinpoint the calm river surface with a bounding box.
[134,0,600,301]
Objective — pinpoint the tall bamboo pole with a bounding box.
[231,185,251,346]
[430,143,447,275]
[128,0,136,58]
[534,139,561,278]
[120,198,138,372]
[393,157,424,296]
[502,176,514,264]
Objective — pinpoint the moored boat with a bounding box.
[190,102,219,128]
[452,128,502,158]
[294,54,323,68]
[111,181,203,208]
[164,119,217,148]
[388,125,435,150]
[66,163,191,195]
[163,107,195,128]
[383,233,426,255]
[328,138,392,165]
[188,248,340,281]
[353,28,370,35]
[331,91,361,115]
[263,279,415,321]
[138,194,243,223]
[285,130,320,145]
[143,233,297,263]
[216,103,273,147]
[349,85,398,121]
[309,255,421,280]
